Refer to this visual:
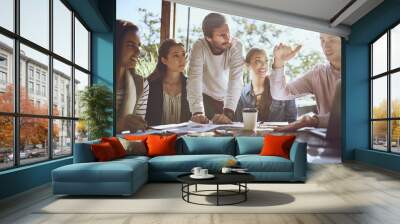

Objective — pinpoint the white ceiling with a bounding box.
[168,0,384,37]
[225,0,353,24]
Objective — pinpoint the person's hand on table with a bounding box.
[118,114,148,132]
[211,114,232,124]
[273,115,318,132]
[191,113,209,124]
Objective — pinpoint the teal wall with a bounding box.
[0,0,116,200]
[344,0,400,171]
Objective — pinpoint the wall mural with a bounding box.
[115,0,342,163]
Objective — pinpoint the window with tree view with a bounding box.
[0,0,91,170]
[371,23,400,153]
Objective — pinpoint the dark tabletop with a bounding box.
[177,172,255,185]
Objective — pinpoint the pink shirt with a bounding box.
[269,64,341,128]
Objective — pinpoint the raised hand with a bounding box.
[272,43,302,68]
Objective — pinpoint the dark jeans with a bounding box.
[203,94,224,119]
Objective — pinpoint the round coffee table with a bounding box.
[177,173,255,206]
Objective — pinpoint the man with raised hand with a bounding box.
[270,33,341,131]
[187,13,244,124]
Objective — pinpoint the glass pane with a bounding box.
[391,120,400,153]
[20,117,49,165]
[74,18,89,70]
[116,0,161,46]
[53,59,72,117]
[75,120,88,143]
[20,0,49,49]
[372,77,387,119]
[391,72,400,118]
[20,44,49,115]
[53,0,72,60]
[53,119,72,158]
[391,24,400,70]
[0,35,14,112]
[372,121,388,151]
[0,0,14,31]
[0,116,14,170]
[372,33,387,76]
[175,4,189,47]
[74,69,89,118]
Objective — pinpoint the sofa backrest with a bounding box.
[73,140,100,163]
[177,137,235,155]
[235,136,264,155]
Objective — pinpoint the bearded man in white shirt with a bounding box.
[187,13,244,124]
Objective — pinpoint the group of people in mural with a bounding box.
[116,13,341,142]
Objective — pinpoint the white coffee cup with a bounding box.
[221,167,232,173]
[243,108,258,130]
[191,167,202,176]
[199,169,208,176]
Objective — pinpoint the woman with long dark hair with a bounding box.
[115,20,149,133]
[145,39,190,125]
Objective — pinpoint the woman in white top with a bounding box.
[145,39,191,125]
[115,20,149,133]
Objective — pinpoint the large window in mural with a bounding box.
[370,23,400,154]
[116,1,342,163]
[0,0,91,170]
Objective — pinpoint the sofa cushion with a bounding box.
[91,142,118,161]
[260,134,296,159]
[101,137,127,158]
[147,134,177,157]
[53,158,147,183]
[236,155,293,172]
[236,137,263,155]
[179,137,235,155]
[148,154,235,172]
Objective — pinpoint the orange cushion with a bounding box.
[259,134,296,159]
[124,135,149,143]
[91,142,117,161]
[146,134,177,157]
[101,137,126,158]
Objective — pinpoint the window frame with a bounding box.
[0,0,92,171]
[370,20,400,154]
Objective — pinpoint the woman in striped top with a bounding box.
[115,20,149,133]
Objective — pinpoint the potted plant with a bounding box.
[79,84,113,140]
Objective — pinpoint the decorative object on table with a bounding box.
[225,159,239,168]
[79,84,113,140]
[177,173,255,206]
[242,108,258,130]
[190,167,214,179]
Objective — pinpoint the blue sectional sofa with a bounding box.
[52,137,307,196]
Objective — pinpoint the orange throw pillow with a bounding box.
[101,137,126,158]
[146,134,177,157]
[124,135,149,143]
[91,142,117,161]
[260,134,296,159]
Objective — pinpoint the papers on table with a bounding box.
[150,121,244,134]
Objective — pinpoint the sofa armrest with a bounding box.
[73,140,100,163]
[289,141,307,181]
